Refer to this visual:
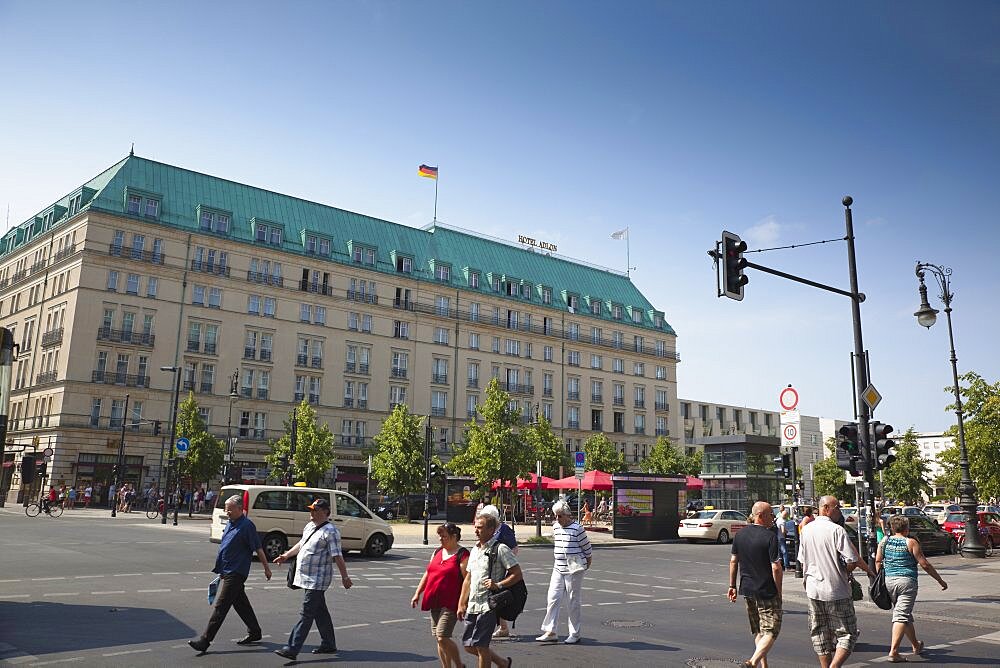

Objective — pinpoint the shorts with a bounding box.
[807,597,858,655]
[462,610,498,647]
[886,576,918,624]
[430,607,458,638]
[745,595,782,637]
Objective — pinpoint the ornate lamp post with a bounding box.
[223,370,239,484]
[914,262,984,558]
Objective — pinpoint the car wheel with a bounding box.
[364,533,389,558]
[947,538,958,555]
[717,529,730,545]
[262,532,288,562]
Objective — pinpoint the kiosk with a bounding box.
[611,474,686,541]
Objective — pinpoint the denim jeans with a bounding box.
[286,588,336,654]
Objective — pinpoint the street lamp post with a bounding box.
[161,366,182,526]
[223,370,239,485]
[913,262,985,558]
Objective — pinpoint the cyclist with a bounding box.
[43,485,57,513]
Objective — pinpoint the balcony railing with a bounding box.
[296,354,308,366]
[391,368,407,379]
[41,328,64,348]
[467,409,479,418]
[345,362,356,373]
[431,407,446,417]
[90,371,149,387]
[567,391,580,401]
[244,347,257,360]
[543,388,553,397]
[299,280,334,296]
[655,402,669,411]
[467,378,479,388]
[190,259,231,276]
[54,244,76,262]
[613,397,625,406]
[257,389,269,400]
[567,420,580,429]
[183,380,196,391]
[591,394,603,403]
[343,397,354,407]
[96,327,155,347]
[591,422,603,431]
[295,392,305,402]
[246,270,284,287]
[655,428,669,436]
[187,339,201,352]
[358,363,369,375]
[36,371,58,385]
[258,349,271,362]
[109,244,164,264]
[310,357,323,369]
[357,399,367,409]
[205,342,217,355]
[634,400,645,409]
[200,382,213,393]
[501,382,533,395]
[346,289,378,304]
[432,373,448,384]
[308,394,319,405]
[392,299,414,310]
[634,426,646,435]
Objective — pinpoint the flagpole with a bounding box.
[626,227,631,277]
[434,176,438,223]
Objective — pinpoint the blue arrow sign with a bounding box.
[176,437,191,452]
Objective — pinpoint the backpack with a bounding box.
[487,542,528,626]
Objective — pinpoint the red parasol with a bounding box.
[548,470,614,491]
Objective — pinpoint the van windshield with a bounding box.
[216,488,240,510]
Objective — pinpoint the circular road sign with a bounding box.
[783,424,798,441]
[42,447,54,458]
[779,386,799,411]
[175,437,191,452]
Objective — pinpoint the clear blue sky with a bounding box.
[2,1,998,433]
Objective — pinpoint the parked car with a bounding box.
[678,509,748,544]
[923,503,962,523]
[373,494,440,520]
[881,513,957,555]
[211,484,394,560]
[977,505,1000,514]
[941,511,1000,547]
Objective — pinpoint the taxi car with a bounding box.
[679,509,748,544]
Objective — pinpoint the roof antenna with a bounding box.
[129,143,134,157]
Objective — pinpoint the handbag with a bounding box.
[869,567,892,610]
[849,575,863,602]
[207,575,220,605]
[486,542,528,625]
[286,521,330,590]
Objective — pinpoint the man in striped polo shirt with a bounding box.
[536,500,592,645]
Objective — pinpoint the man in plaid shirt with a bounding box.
[273,498,353,660]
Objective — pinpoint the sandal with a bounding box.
[886,655,908,663]
[911,640,925,655]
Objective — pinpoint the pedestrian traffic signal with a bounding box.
[36,461,46,478]
[871,421,896,471]
[721,231,749,301]
[836,423,862,476]
[773,453,791,478]
[153,420,161,436]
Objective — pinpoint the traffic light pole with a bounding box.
[110,394,129,518]
[423,419,432,546]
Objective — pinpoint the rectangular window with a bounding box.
[436,265,450,282]
[492,336,501,353]
[542,287,552,304]
[434,327,449,345]
[208,287,221,308]
[146,276,158,298]
[393,320,409,339]
[613,358,624,374]
[632,308,642,324]
[543,345,553,362]
[634,362,645,376]
[145,199,159,218]
[591,354,602,369]
[469,302,479,322]
[468,332,479,350]
[248,294,261,315]
[567,351,580,366]
[107,270,119,291]
[656,365,667,380]
[127,195,141,215]
[126,273,139,295]
[469,271,479,288]
[315,306,327,325]
[192,285,205,305]
[263,297,276,318]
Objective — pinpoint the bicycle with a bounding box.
[957,530,994,557]
[146,499,170,519]
[25,498,64,518]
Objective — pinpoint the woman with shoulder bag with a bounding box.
[412,523,470,668]
[875,515,948,663]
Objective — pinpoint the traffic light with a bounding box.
[36,461,47,478]
[773,453,791,478]
[836,423,862,476]
[871,422,896,471]
[721,231,749,301]
[153,420,161,436]
[20,456,35,479]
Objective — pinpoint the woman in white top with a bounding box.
[536,500,593,645]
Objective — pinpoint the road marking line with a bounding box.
[102,649,151,657]
[73,575,104,579]
[375,585,403,588]
[0,579,22,583]
[0,595,28,599]
[926,643,950,650]
[335,624,370,630]
[42,593,79,597]
[185,571,202,575]
[380,618,413,624]
[152,572,180,575]
[596,589,622,594]
[598,579,622,584]
[91,591,126,595]
[682,588,707,593]
[597,601,622,606]
[113,573,143,577]
[32,577,66,581]
[137,589,171,593]
[652,585,674,589]
[625,592,651,597]
[180,588,203,592]
[653,597,672,601]
[25,657,83,666]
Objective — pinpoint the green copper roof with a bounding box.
[7,155,675,335]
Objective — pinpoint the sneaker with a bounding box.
[535,632,558,642]
[564,635,581,645]
[493,627,510,638]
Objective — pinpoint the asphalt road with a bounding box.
[2,508,999,667]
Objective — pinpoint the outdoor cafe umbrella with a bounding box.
[491,473,556,490]
[549,470,614,491]
[686,476,704,490]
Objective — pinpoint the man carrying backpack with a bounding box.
[458,511,523,667]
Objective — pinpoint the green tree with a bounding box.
[639,437,701,476]
[175,391,224,488]
[938,372,1000,500]
[812,437,852,501]
[934,443,961,499]
[450,378,531,503]
[583,433,626,473]
[523,414,569,478]
[264,400,335,487]
[880,427,931,504]
[370,404,427,511]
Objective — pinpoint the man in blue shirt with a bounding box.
[189,495,272,653]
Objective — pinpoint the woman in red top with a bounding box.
[412,523,470,668]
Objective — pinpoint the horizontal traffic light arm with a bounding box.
[744,259,860,301]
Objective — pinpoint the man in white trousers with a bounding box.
[536,500,593,644]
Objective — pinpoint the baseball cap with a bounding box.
[307,498,330,511]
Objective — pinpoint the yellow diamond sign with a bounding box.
[862,384,882,412]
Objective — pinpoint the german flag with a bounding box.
[418,164,438,179]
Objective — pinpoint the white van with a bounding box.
[210,485,394,560]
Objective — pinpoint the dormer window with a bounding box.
[631,308,643,324]
[613,304,623,320]
[199,208,230,234]
[306,234,331,256]
[521,283,531,300]
[145,198,159,218]
[128,195,141,215]
[469,271,480,288]
[492,276,502,293]
[589,298,601,315]
[435,264,451,282]
[253,220,283,246]
[567,294,579,312]
[396,255,413,273]
[352,245,376,265]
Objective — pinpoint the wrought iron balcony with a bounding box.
[36,371,58,385]
[613,397,625,406]
[567,391,580,401]
[204,342,217,355]
[634,426,646,435]
[183,380,196,391]
[345,362,356,373]
[310,357,323,369]
[655,402,669,411]
[655,428,669,436]
[543,388,553,397]
[96,327,155,347]
[54,244,76,262]
[90,370,149,387]
[187,339,201,352]
[591,394,603,403]
[190,259,231,276]
[259,349,272,362]
[431,407,446,417]
[634,400,645,409]
[257,388,268,400]
[358,363,369,375]
[245,270,283,287]
[294,392,305,402]
[41,328,64,348]
[501,382,534,395]
[347,289,378,304]
[391,367,407,379]
[343,397,354,407]
[357,399,367,409]
[567,420,580,429]
[467,378,479,388]
[200,382,213,393]
[244,347,257,360]
[308,394,319,405]
[296,354,308,366]
[432,373,448,384]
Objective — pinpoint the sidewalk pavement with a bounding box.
[390,518,634,548]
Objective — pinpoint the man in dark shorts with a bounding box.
[458,512,522,667]
[728,500,783,668]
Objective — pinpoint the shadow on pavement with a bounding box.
[271,649,435,664]
[913,649,1000,665]
[0,601,194,656]
[592,640,679,652]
